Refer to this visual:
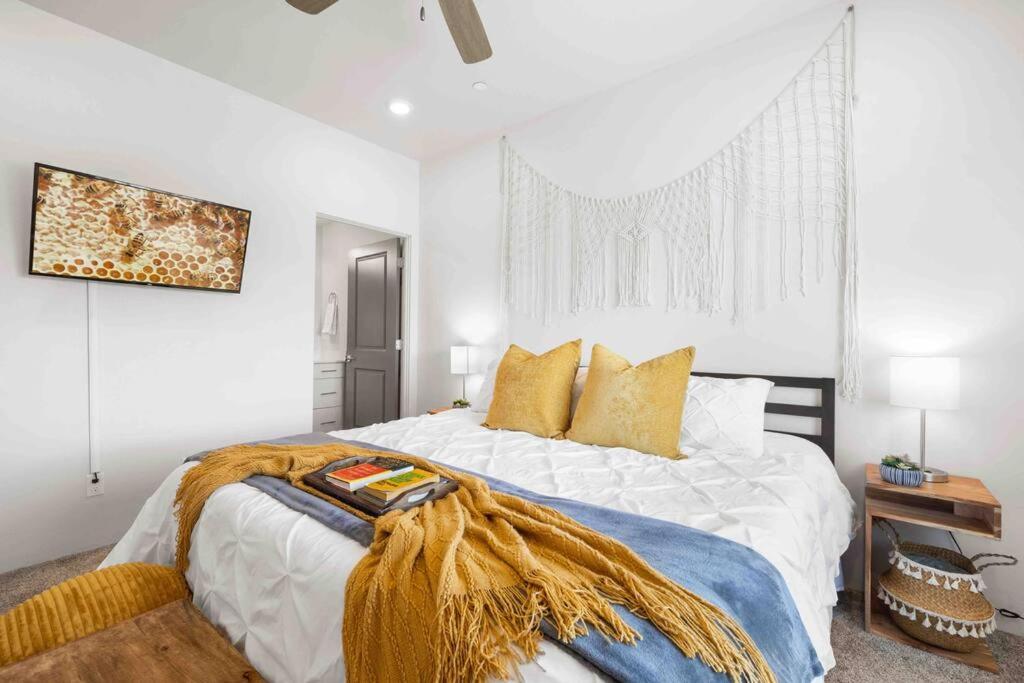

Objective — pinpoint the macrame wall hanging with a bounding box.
[500,10,861,399]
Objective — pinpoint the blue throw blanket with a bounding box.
[189,433,822,682]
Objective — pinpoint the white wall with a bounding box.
[418,0,1024,635]
[314,220,393,363]
[0,1,419,572]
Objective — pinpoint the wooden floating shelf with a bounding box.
[865,464,1001,539]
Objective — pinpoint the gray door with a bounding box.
[343,238,402,428]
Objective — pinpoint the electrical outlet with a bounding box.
[87,474,104,497]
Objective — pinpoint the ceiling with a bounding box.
[24,0,839,160]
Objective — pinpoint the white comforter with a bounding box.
[103,409,855,682]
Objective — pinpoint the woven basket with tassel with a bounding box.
[875,519,1017,652]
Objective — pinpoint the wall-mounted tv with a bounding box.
[29,163,251,293]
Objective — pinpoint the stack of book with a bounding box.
[323,457,414,491]
[314,456,452,515]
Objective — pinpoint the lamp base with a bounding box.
[923,467,949,483]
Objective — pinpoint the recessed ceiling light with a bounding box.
[388,99,413,117]
[472,81,488,91]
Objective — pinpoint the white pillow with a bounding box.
[679,376,773,456]
[570,367,588,417]
[470,359,500,412]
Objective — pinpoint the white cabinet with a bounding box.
[313,362,344,431]
[313,378,342,409]
[314,362,343,380]
[312,407,342,431]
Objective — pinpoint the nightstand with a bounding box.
[426,407,452,415]
[863,463,1003,672]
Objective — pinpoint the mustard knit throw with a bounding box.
[0,563,188,667]
[174,443,775,683]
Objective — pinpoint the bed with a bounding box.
[102,372,856,682]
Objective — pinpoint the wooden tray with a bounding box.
[303,458,458,517]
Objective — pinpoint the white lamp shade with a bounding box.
[890,356,960,410]
[450,346,470,375]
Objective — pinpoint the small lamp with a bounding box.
[450,345,472,403]
[889,356,960,483]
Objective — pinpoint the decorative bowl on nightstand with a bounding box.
[880,464,923,487]
[880,456,924,487]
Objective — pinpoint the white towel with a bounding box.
[320,292,338,336]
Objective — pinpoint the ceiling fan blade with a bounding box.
[437,0,493,64]
[285,0,339,15]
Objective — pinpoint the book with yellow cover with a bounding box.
[360,468,440,503]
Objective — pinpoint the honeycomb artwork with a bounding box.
[29,164,251,292]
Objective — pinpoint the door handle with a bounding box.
[343,354,353,364]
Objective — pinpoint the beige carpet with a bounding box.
[1,548,1022,680]
[828,593,1023,681]
[0,545,113,613]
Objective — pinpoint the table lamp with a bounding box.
[889,356,960,483]
[450,345,472,402]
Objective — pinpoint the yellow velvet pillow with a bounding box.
[566,344,696,459]
[482,339,582,438]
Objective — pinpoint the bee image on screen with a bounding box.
[29,163,251,293]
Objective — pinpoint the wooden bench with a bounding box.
[0,599,263,682]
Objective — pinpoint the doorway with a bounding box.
[314,217,404,431]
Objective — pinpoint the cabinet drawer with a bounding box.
[313,378,343,409]
[312,407,343,432]
[314,362,344,380]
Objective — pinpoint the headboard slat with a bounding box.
[765,403,821,418]
[690,372,836,464]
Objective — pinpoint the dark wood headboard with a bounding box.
[690,372,836,463]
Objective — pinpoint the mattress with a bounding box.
[102,409,856,682]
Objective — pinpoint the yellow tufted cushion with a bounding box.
[566,344,696,459]
[0,562,189,666]
[482,339,582,438]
